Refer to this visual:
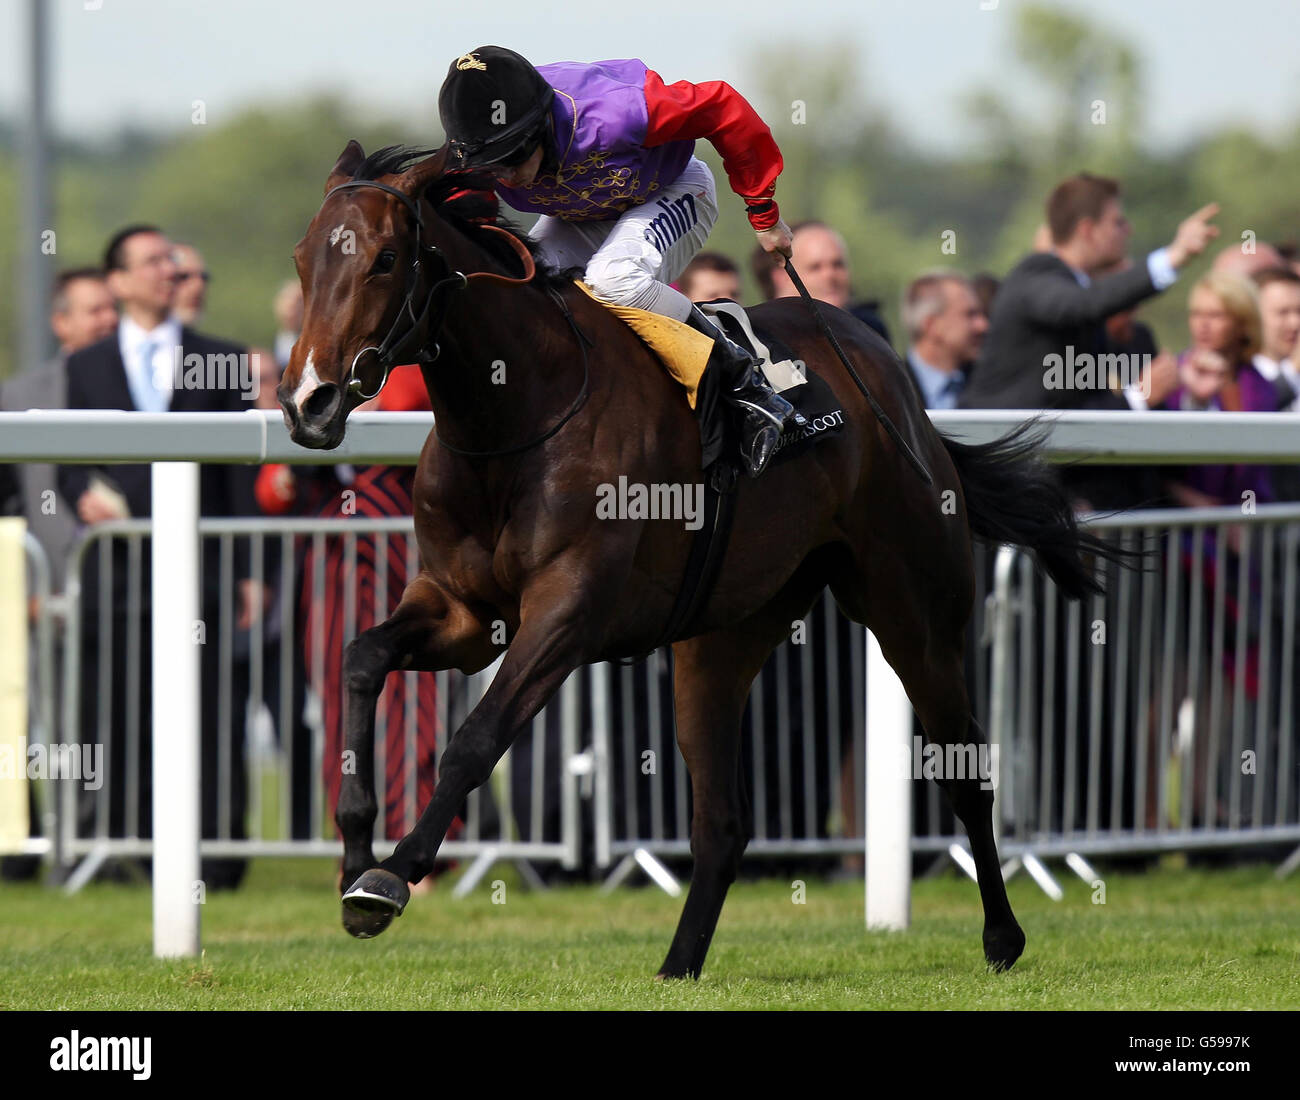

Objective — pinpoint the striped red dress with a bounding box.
[298,367,443,843]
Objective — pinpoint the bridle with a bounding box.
[324,179,467,400]
[320,177,590,458]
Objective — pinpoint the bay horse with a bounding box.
[279,140,1108,977]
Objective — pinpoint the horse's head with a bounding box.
[279,140,447,449]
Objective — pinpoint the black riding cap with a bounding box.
[439,46,555,169]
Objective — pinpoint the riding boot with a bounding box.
[685,305,806,477]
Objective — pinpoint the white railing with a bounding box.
[3,408,1298,954]
[2,408,1300,464]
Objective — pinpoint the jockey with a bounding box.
[437,45,807,478]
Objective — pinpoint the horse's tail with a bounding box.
[941,419,1135,599]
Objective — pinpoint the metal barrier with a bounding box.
[44,505,1300,891]
[593,546,996,883]
[55,517,580,885]
[988,504,1300,879]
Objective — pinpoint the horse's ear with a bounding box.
[394,145,449,198]
[325,140,366,195]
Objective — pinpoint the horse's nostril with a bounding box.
[303,384,340,422]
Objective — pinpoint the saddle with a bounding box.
[574,281,847,468]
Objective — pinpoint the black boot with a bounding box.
[685,305,806,477]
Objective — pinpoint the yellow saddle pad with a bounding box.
[575,280,713,409]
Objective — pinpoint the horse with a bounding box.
[278,139,1112,978]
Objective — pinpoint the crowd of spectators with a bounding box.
[681,172,1300,516]
[5,169,1298,884]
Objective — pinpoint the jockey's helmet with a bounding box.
[439,46,554,170]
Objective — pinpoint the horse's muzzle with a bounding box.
[280,381,345,449]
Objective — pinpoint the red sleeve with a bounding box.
[642,69,783,231]
[377,364,432,412]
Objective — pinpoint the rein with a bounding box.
[324,178,590,458]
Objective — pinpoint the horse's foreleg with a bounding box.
[355,588,593,917]
[337,576,467,901]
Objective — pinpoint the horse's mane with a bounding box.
[354,145,575,288]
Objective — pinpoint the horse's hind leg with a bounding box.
[918,664,1025,971]
[834,554,1025,971]
[656,634,753,980]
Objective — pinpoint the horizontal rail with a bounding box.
[931,410,1300,463]
[2,409,1300,463]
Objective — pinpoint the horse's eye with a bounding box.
[372,249,397,275]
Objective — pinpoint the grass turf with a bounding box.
[1,859,1297,1009]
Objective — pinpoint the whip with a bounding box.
[784,259,933,485]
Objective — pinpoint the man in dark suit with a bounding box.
[57,225,259,889]
[960,177,1217,839]
[959,173,1219,511]
[0,268,117,882]
[752,220,893,346]
[3,270,118,590]
[901,269,988,411]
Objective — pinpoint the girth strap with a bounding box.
[616,474,739,664]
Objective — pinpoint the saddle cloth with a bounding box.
[575,282,847,466]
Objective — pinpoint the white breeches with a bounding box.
[530,156,719,323]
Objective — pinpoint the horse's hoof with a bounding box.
[654,965,697,981]
[983,922,1026,972]
[341,868,410,940]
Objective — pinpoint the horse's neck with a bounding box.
[422,275,574,451]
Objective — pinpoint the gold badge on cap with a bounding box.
[456,52,487,71]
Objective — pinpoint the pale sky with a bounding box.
[2,0,1298,154]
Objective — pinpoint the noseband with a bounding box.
[323,178,535,400]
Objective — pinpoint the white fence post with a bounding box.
[865,631,911,930]
[151,462,201,958]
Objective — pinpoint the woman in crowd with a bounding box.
[1152,272,1279,830]
[1159,271,1277,505]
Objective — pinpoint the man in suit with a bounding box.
[2,269,118,590]
[961,177,1216,839]
[57,225,259,889]
[0,269,117,882]
[753,221,893,346]
[1251,267,1300,500]
[678,251,741,303]
[171,242,210,326]
[1251,267,1300,408]
[959,173,1218,510]
[901,269,988,411]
